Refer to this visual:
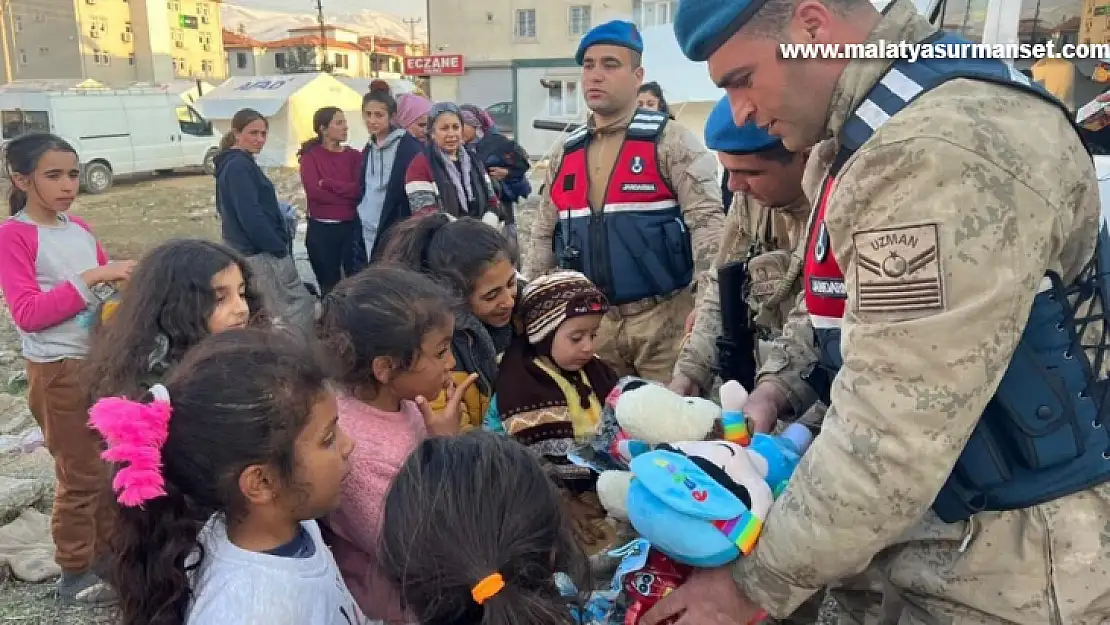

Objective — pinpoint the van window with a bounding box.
[175,105,212,137]
[1,110,50,139]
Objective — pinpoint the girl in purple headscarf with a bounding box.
[394,93,432,143]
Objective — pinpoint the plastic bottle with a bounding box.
[748,423,814,496]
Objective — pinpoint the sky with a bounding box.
[228,0,426,20]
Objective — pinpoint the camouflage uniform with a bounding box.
[674,191,809,393]
[733,1,1110,622]
[526,111,725,383]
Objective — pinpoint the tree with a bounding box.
[278,46,320,74]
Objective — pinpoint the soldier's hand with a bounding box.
[668,373,701,397]
[640,566,767,625]
[743,383,791,433]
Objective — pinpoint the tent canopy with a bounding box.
[196,73,368,168]
[333,76,417,97]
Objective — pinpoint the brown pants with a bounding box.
[596,290,695,384]
[26,358,114,574]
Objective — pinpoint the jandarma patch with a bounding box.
[852,223,945,313]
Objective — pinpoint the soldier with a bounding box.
[525,20,725,383]
[642,0,1110,623]
[670,96,811,399]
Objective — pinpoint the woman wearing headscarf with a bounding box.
[393,93,432,143]
[459,104,531,259]
[402,102,501,219]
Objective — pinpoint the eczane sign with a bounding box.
[404,54,465,76]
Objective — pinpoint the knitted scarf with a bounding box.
[435,145,475,208]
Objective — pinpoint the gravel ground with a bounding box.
[0,167,838,624]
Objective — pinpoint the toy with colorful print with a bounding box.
[719,379,751,445]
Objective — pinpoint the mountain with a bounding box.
[220,3,428,43]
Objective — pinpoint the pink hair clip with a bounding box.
[88,384,174,507]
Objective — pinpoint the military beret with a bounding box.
[674,0,769,62]
[575,20,644,65]
[704,96,781,154]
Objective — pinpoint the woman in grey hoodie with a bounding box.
[357,84,424,262]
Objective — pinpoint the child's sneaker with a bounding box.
[58,570,118,605]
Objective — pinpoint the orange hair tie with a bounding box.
[471,572,505,605]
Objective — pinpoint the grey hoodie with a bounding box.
[357,127,407,254]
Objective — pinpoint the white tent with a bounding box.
[195,73,368,168]
[333,76,417,97]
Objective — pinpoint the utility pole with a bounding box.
[402,17,421,55]
[314,0,331,73]
[0,0,13,84]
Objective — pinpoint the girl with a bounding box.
[299,106,365,295]
[379,431,591,625]
[91,328,362,624]
[403,102,501,219]
[315,265,475,622]
[486,271,620,555]
[84,238,268,402]
[357,83,423,262]
[378,214,519,430]
[637,82,672,117]
[214,108,314,334]
[0,132,134,604]
[394,93,432,143]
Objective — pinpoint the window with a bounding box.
[39,47,49,56]
[334,53,349,69]
[167,0,180,10]
[635,0,677,28]
[172,28,184,42]
[201,59,213,73]
[14,16,21,32]
[236,51,248,68]
[546,79,581,117]
[124,21,132,33]
[569,6,592,36]
[173,57,186,72]
[128,53,135,65]
[18,49,26,65]
[274,52,287,69]
[515,9,536,38]
[92,51,111,66]
[2,110,50,139]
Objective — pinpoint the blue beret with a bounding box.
[704,96,781,154]
[575,20,644,65]
[674,0,769,62]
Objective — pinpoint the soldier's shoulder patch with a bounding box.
[851,222,945,315]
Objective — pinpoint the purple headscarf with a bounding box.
[395,93,432,130]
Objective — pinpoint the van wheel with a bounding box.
[202,149,218,175]
[83,162,113,194]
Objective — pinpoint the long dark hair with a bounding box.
[298,106,343,157]
[106,328,328,625]
[363,81,397,118]
[638,82,672,116]
[4,132,78,215]
[219,108,267,152]
[316,265,456,395]
[84,238,269,402]
[379,431,590,625]
[377,214,514,299]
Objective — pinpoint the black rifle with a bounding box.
[714,259,758,391]
[533,119,583,133]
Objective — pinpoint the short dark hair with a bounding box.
[725,142,796,164]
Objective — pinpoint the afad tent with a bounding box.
[333,76,418,97]
[196,73,368,168]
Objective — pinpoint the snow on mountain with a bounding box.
[220,3,428,43]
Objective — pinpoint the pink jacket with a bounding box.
[323,395,426,623]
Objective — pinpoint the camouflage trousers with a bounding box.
[776,483,1110,624]
[596,290,694,384]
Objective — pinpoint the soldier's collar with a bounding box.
[586,107,636,136]
[824,0,937,144]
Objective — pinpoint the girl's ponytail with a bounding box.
[9,186,26,216]
[297,135,322,158]
[110,485,210,625]
[218,130,236,152]
[376,212,451,272]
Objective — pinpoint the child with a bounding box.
[84,238,269,402]
[0,132,135,603]
[379,431,591,625]
[90,328,364,624]
[315,265,476,622]
[486,271,620,554]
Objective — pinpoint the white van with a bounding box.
[0,87,221,194]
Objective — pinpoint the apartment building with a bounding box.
[424,0,672,155]
[2,0,226,86]
[223,25,408,79]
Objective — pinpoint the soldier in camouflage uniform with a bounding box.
[640,0,1110,623]
[671,97,811,398]
[526,20,725,384]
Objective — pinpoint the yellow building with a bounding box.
[1,0,227,86]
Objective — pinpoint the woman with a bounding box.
[460,103,531,263]
[403,102,501,219]
[637,81,673,117]
[394,93,432,143]
[378,214,521,430]
[358,83,424,262]
[213,108,314,335]
[298,106,363,295]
